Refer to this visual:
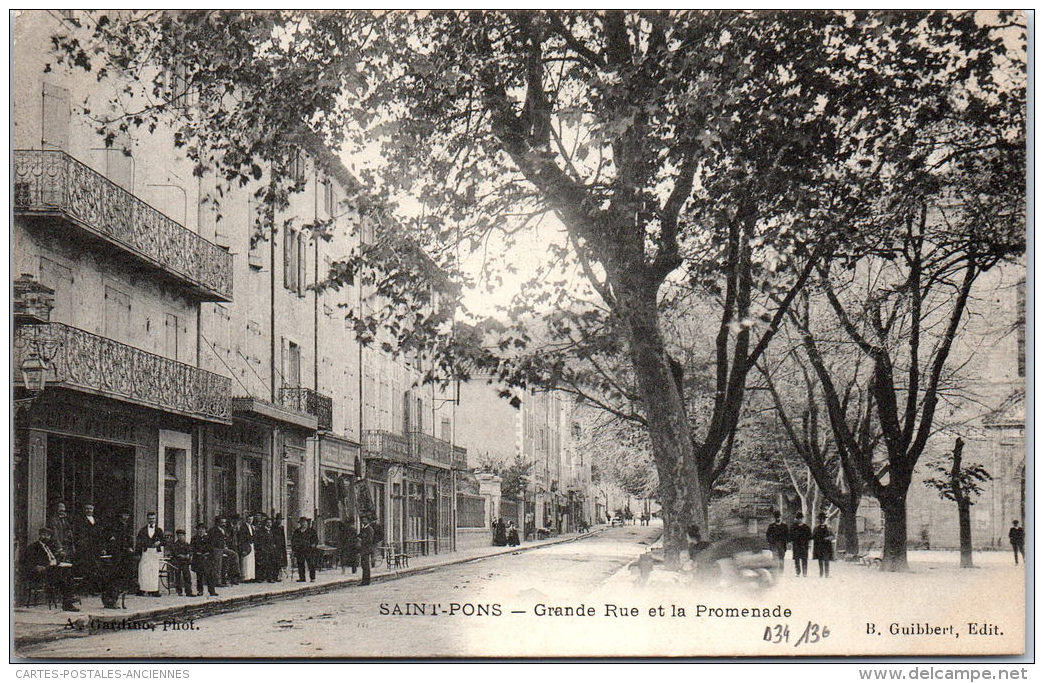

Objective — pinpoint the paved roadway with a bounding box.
[19,523,663,659]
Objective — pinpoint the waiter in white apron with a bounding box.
[135,511,165,596]
[239,515,256,582]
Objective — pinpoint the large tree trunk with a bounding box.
[880,496,909,572]
[958,501,973,568]
[838,501,860,556]
[617,283,702,567]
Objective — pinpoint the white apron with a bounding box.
[138,547,162,592]
[241,547,255,580]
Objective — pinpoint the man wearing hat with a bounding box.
[23,527,78,611]
[191,522,218,596]
[169,529,195,596]
[291,516,318,582]
[790,512,812,577]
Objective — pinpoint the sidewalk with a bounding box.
[13,527,605,649]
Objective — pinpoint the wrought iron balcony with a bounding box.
[408,431,453,468]
[452,446,468,471]
[279,387,333,431]
[13,322,232,422]
[13,149,233,302]
[362,430,415,464]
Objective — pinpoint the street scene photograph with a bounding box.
[9,9,1028,661]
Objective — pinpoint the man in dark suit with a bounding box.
[1009,520,1025,565]
[209,515,238,587]
[291,516,318,582]
[271,514,288,579]
[169,529,195,596]
[766,511,789,570]
[48,502,74,562]
[24,527,78,611]
[108,510,137,595]
[191,522,218,596]
[358,518,376,586]
[74,503,104,593]
[790,512,812,577]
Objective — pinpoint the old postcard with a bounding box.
[11,9,1028,659]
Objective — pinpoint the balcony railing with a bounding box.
[278,387,333,431]
[14,322,232,422]
[408,431,453,468]
[13,149,233,301]
[362,430,415,464]
[452,446,468,471]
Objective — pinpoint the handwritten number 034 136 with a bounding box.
[764,622,830,647]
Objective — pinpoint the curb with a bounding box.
[14,527,607,650]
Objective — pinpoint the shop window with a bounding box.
[46,435,135,527]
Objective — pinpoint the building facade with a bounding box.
[13,11,466,567]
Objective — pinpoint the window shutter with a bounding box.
[297,232,306,297]
[41,83,69,151]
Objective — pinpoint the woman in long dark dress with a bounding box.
[812,513,835,578]
[492,518,507,546]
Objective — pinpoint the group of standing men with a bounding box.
[193,512,290,596]
[766,511,835,578]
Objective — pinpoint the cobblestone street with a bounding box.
[17,522,1024,659]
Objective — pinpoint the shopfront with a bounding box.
[15,391,200,556]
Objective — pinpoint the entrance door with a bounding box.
[46,435,135,528]
[157,430,192,536]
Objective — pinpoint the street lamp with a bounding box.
[13,273,59,407]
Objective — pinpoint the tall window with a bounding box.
[284,228,298,292]
[1017,279,1026,378]
[164,450,179,531]
[322,178,335,217]
[284,339,301,388]
[283,229,307,295]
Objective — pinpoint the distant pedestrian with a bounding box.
[341,522,361,575]
[507,522,520,547]
[790,512,811,577]
[170,529,195,596]
[493,518,507,546]
[812,514,834,578]
[238,514,256,582]
[1009,520,1025,565]
[766,511,789,570]
[291,517,318,583]
[272,514,288,579]
[191,522,217,596]
[358,518,376,586]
